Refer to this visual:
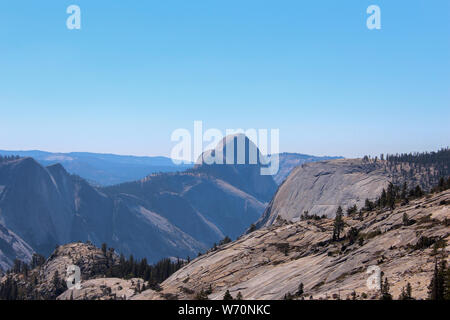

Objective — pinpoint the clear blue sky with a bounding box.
[0,0,449,158]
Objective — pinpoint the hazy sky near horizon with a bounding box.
[0,1,449,159]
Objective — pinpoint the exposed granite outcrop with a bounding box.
[134,190,450,300]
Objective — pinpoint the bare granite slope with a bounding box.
[273,153,343,185]
[0,224,34,272]
[257,157,445,228]
[57,277,145,300]
[133,190,450,300]
[257,159,390,226]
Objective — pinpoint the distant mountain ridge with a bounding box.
[0,150,193,186]
[0,136,278,270]
[0,141,345,271]
[0,150,342,187]
[0,156,269,269]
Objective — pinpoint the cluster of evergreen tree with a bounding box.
[431,176,450,193]
[0,244,187,300]
[0,155,21,163]
[380,275,415,300]
[380,274,392,300]
[385,148,450,168]
[363,181,428,212]
[345,205,358,216]
[399,282,413,300]
[0,253,47,300]
[218,236,232,246]
[247,224,257,233]
[300,211,326,221]
[7,254,45,276]
[222,289,243,300]
[362,148,449,190]
[331,176,449,246]
[365,176,450,213]
[428,257,450,300]
[210,236,233,252]
[331,206,361,242]
[362,148,450,167]
[30,253,46,269]
[389,149,449,185]
[283,282,305,300]
[0,277,20,300]
[104,251,186,288]
[338,178,445,225]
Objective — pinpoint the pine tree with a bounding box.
[364,199,374,212]
[428,259,445,300]
[219,236,232,245]
[428,260,439,300]
[101,243,107,255]
[401,182,408,200]
[437,259,447,300]
[346,205,357,216]
[357,208,364,221]
[296,282,304,296]
[236,292,243,300]
[406,282,413,300]
[332,206,344,241]
[438,177,446,191]
[380,189,387,208]
[402,212,410,226]
[444,265,450,300]
[386,183,396,209]
[223,290,234,300]
[52,270,60,288]
[195,289,209,300]
[414,185,423,198]
[399,282,413,300]
[347,227,359,245]
[380,276,392,300]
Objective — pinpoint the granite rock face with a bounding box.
[273,153,343,185]
[194,134,278,202]
[0,224,34,271]
[58,277,146,300]
[134,190,450,300]
[257,159,391,227]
